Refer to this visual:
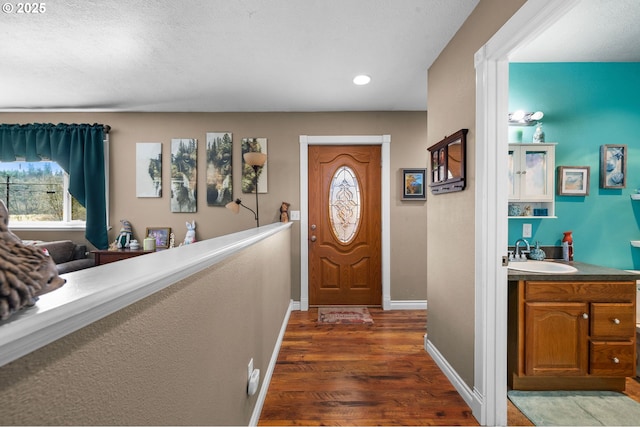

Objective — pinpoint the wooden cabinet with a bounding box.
[92,249,154,265]
[508,280,636,391]
[508,143,556,218]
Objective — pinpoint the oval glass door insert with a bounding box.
[329,166,361,243]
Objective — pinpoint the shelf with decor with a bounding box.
[508,143,557,219]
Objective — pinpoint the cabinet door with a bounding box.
[509,144,555,201]
[525,302,588,376]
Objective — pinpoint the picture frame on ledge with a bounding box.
[557,166,590,196]
[401,168,427,200]
[145,227,171,249]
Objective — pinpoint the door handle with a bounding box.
[310,224,317,230]
[310,235,317,242]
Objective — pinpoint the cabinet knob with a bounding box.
[612,357,620,364]
[612,318,621,325]
[582,313,589,319]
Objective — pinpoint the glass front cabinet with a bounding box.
[508,143,556,218]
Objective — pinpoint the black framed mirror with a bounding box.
[427,128,467,194]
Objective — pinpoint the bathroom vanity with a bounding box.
[508,262,638,391]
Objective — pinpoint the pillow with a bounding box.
[34,240,76,264]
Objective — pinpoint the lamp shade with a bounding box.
[243,152,267,167]
[225,199,241,214]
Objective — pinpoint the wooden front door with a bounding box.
[308,145,381,306]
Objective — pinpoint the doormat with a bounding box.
[317,307,374,324]
[508,390,640,426]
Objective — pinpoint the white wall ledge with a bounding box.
[0,222,292,368]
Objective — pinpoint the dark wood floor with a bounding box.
[258,308,640,426]
[258,308,479,426]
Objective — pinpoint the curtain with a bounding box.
[0,123,109,249]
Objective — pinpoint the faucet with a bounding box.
[512,238,530,261]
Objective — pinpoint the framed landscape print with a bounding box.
[170,138,197,212]
[557,166,590,196]
[136,142,162,197]
[401,168,427,200]
[206,132,233,206]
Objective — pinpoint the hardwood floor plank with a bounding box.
[258,308,479,426]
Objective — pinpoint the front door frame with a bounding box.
[299,135,391,311]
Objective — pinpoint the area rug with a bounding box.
[508,390,640,426]
[317,307,374,324]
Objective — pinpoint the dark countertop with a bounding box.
[508,261,640,281]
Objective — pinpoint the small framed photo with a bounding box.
[557,166,590,196]
[600,144,627,189]
[145,227,171,249]
[402,168,427,200]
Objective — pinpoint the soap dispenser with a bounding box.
[529,241,546,261]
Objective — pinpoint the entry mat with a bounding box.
[317,307,374,324]
[508,390,640,426]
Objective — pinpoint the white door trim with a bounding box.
[473,1,580,425]
[299,135,391,311]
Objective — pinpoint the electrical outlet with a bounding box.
[523,223,532,238]
[248,358,253,381]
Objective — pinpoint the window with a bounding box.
[0,161,86,228]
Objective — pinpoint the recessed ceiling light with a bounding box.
[353,74,371,85]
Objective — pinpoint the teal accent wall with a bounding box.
[508,63,640,269]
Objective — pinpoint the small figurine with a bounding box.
[169,232,175,249]
[114,219,133,249]
[280,201,291,223]
[182,221,196,245]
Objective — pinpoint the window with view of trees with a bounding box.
[0,161,86,223]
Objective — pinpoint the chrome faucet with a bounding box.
[512,238,530,261]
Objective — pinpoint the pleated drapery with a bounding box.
[0,123,109,249]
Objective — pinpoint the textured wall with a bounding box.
[0,227,291,425]
[425,0,526,388]
[509,62,640,269]
[0,111,428,302]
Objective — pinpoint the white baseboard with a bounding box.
[425,339,482,421]
[249,300,294,426]
[290,300,427,311]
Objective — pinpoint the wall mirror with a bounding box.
[427,128,467,194]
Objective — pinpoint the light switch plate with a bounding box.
[523,223,532,238]
[290,210,300,221]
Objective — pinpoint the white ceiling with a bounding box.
[1,0,638,113]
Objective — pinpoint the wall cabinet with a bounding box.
[508,143,556,218]
[508,280,636,391]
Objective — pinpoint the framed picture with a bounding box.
[136,142,162,197]
[206,132,233,206]
[600,144,627,189]
[145,227,171,249]
[557,166,590,196]
[401,168,427,200]
[242,137,268,194]
[171,138,197,212]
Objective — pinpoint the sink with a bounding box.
[508,260,578,274]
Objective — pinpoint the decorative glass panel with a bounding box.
[524,151,547,197]
[329,166,361,244]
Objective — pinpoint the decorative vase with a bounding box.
[529,241,546,261]
[508,204,521,216]
[532,122,545,143]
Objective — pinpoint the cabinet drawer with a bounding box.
[590,341,636,376]
[591,303,636,338]
[524,281,635,302]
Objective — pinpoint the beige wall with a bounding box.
[0,226,291,425]
[0,111,428,302]
[425,0,525,388]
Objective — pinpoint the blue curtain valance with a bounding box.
[0,123,109,249]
